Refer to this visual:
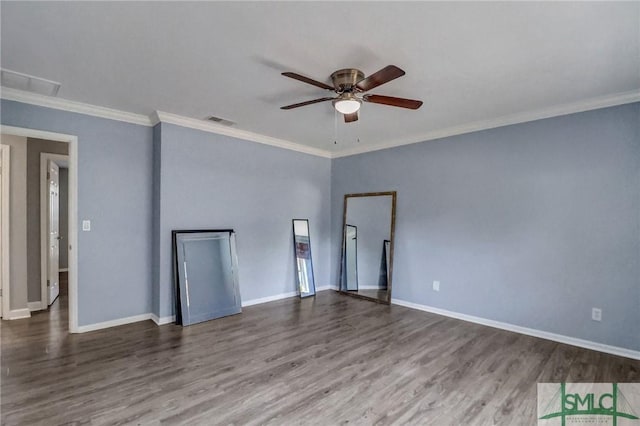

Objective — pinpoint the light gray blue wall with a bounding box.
[152,123,162,317]
[3,98,637,352]
[332,102,640,351]
[1,100,154,325]
[155,123,332,317]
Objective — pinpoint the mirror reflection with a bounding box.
[340,192,396,303]
[344,225,358,290]
[292,219,316,298]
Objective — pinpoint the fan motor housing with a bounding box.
[330,68,364,92]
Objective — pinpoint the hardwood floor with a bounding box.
[1,282,638,425]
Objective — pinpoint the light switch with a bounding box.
[433,281,440,292]
[82,220,91,231]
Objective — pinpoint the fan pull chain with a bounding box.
[357,108,360,143]
[333,109,338,144]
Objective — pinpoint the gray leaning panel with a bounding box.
[174,231,241,326]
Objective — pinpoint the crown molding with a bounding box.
[3,85,637,160]
[0,87,153,126]
[331,90,640,158]
[153,111,332,158]
[0,87,332,158]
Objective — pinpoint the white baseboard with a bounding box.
[27,301,44,311]
[77,313,152,333]
[241,285,335,307]
[241,290,299,307]
[391,298,640,361]
[151,313,175,325]
[149,287,331,326]
[6,308,31,320]
[59,268,69,272]
[75,286,337,332]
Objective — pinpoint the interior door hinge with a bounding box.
[47,279,50,287]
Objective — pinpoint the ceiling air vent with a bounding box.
[205,116,235,126]
[1,68,61,96]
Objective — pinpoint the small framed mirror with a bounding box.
[292,219,316,298]
[339,192,396,304]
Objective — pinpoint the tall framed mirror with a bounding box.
[339,192,396,304]
[292,219,316,298]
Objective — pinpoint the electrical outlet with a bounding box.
[592,308,602,322]
[433,281,440,292]
[82,220,91,231]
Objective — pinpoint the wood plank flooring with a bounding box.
[1,276,638,425]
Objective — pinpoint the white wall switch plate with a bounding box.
[592,308,602,322]
[82,220,91,231]
[433,281,440,292]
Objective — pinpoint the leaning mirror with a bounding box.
[173,229,242,326]
[340,192,396,304]
[292,219,316,298]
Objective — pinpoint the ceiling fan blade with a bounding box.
[344,112,358,123]
[363,94,423,110]
[280,97,335,110]
[356,65,405,92]
[282,72,334,91]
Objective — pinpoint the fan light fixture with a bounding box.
[280,65,423,123]
[333,95,361,114]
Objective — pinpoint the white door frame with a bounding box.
[40,153,69,310]
[0,125,79,333]
[0,144,10,318]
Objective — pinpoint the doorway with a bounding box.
[0,126,79,332]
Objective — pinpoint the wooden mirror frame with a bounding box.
[338,191,397,304]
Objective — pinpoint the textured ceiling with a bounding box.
[1,2,639,153]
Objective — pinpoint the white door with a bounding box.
[47,161,60,305]
[0,147,3,317]
[0,144,9,319]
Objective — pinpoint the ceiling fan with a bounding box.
[280,65,423,123]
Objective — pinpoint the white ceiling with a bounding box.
[1,2,639,154]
